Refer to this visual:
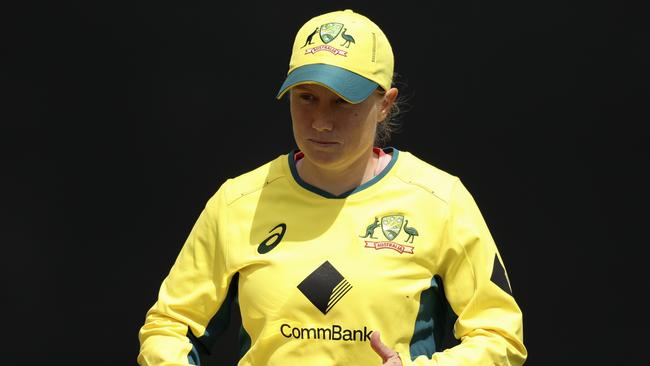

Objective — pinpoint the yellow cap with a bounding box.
[276,9,394,104]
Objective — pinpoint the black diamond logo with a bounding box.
[297,261,352,315]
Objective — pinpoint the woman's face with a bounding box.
[289,83,394,172]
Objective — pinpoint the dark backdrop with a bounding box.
[2,0,647,364]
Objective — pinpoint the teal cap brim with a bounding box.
[276,64,378,104]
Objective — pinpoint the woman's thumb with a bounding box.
[370,331,398,362]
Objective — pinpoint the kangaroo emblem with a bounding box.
[301,27,319,48]
[359,217,380,239]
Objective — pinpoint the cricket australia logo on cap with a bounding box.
[359,215,419,254]
[302,22,354,56]
[319,23,343,43]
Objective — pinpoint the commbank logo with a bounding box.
[297,261,352,315]
[280,323,372,342]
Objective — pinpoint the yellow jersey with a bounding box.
[138,148,527,365]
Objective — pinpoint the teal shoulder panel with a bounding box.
[186,272,240,363]
[409,275,460,360]
[233,284,252,360]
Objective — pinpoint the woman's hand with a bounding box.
[370,331,403,366]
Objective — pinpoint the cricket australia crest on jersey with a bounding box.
[381,215,403,240]
[359,215,419,254]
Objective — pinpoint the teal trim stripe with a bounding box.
[235,288,252,360]
[288,147,400,199]
[187,345,200,366]
[238,325,252,360]
[186,273,240,364]
[409,275,460,360]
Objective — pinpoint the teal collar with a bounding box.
[288,147,399,199]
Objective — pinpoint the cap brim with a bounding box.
[276,64,378,104]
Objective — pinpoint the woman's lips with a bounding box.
[309,138,338,145]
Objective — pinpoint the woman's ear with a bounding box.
[379,88,399,122]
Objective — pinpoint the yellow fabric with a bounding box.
[138,149,527,365]
[285,9,394,92]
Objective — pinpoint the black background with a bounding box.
[2,0,647,364]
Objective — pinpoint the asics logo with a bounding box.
[257,223,287,254]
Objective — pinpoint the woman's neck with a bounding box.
[296,149,379,196]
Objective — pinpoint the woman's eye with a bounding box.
[299,94,315,101]
[335,98,349,105]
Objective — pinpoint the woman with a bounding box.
[138,9,527,365]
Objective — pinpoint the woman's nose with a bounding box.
[311,106,334,132]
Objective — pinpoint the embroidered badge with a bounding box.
[303,22,353,56]
[319,22,343,43]
[359,215,419,254]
